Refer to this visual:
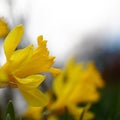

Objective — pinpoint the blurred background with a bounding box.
[0,0,120,119]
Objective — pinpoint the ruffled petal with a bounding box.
[16,35,56,76]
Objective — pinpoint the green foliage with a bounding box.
[59,114,74,120]
[6,114,12,120]
[5,101,15,120]
[91,83,120,120]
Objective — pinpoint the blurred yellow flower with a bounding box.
[49,58,104,118]
[0,24,60,107]
[0,18,9,38]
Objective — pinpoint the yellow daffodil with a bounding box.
[0,24,60,107]
[49,58,104,119]
[0,18,9,38]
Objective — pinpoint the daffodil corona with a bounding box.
[0,25,60,107]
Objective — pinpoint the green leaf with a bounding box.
[5,100,15,120]
[6,114,12,120]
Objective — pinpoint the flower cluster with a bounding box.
[0,22,105,120]
[24,58,104,120]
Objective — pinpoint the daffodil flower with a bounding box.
[0,25,60,107]
[49,58,104,118]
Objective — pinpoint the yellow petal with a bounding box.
[49,99,65,111]
[15,74,45,89]
[4,24,24,60]
[0,18,9,38]
[68,105,84,120]
[66,57,75,71]
[0,69,8,88]
[21,56,55,76]
[49,67,62,77]
[24,107,42,120]
[19,87,48,107]
[52,72,65,97]
[87,62,105,88]
[48,115,58,120]
[9,45,34,76]
[37,35,43,45]
[37,35,49,56]
[52,63,82,100]
[69,80,100,103]
[16,36,55,76]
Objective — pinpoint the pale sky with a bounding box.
[29,0,120,62]
[0,0,120,63]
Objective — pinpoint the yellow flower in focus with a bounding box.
[0,24,60,107]
[49,58,104,118]
[0,18,9,38]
